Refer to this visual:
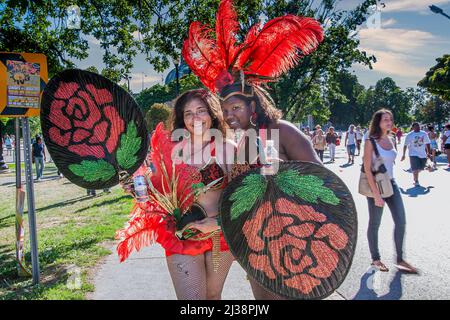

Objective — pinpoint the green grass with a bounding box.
[0,165,133,300]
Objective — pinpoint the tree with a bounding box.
[1,0,377,120]
[136,74,202,113]
[145,103,172,132]
[328,71,365,128]
[0,0,139,78]
[418,54,450,101]
[415,96,450,126]
[267,0,377,122]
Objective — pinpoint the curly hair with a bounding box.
[170,89,227,135]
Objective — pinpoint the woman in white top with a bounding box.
[443,123,450,168]
[345,124,357,164]
[363,109,418,274]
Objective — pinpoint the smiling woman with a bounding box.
[116,88,237,300]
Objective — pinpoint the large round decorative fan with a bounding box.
[41,69,149,189]
[219,161,357,300]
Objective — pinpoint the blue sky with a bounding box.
[75,0,450,92]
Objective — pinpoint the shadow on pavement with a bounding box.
[352,268,404,300]
[339,163,354,168]
[399,186,434,197]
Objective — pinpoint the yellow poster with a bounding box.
[0,52,48,118]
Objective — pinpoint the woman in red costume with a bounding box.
[116,89,236,300]
[182,0,324,299]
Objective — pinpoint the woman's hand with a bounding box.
[189,217,220,234]
[374,195,385,208]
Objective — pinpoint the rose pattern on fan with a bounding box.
[47,81,125,158]
[243,199,349,295]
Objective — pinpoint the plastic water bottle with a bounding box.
[133,175,149,203]
[262,140,279,175]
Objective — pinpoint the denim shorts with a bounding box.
[347,144,356,155]
[410,156,426,171]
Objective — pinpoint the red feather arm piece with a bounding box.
[238,15,324,80]
[149,122,175,192]
[148,122,201,212]
[116,205,162,262]
[182,21,225,92]
[216,0,242,68]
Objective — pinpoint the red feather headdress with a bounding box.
[182,0,324,99]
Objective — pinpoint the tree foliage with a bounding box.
[418,54,450,102]
[145,103,172,132]
[136,74,202,112]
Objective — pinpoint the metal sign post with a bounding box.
[21,117,40,284]
[1,52,47,284]
[15,118,30,277]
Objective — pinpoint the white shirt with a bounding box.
[444,130,450,145]
[355,130,363,140]
[346,131,357,145]
[373,141,397,179]
[404,130,430,158]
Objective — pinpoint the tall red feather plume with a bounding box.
[182,21,225,92]
[239,15,324,80]
[215,0,242,68]
[182,0,324,92]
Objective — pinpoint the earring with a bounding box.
[250,112,257,127]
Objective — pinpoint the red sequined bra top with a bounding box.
[179,139,227,190]
[198,142,227,190]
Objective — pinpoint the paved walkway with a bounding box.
[90,141,450,300]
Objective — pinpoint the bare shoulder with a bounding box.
[269,120,320,164]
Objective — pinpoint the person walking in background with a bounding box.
[355,126,363,156]
[312,128,326,162]
[401,122,431,186]
[31,136,46,181]
[326,127,338,163]
[428,126,438,170]
[443,123,450,168]
[345,124,357,164]
[363,109,418,274]
[396,128,403,144]
[4,134,12,156]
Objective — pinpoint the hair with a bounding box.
[368,108,394,139]
[428,125,434,131]
[445,123,450,130]
[170,89,227,134]
[224,85,282,128]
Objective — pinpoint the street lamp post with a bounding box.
[430,5,450,20]
[174,57,180,96]
[141,72,147,92]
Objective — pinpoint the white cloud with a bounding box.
[381,18,397,27]
[383,0,450,12]
[358,27,441,54]
[355,24,450,85]
[86,35,101,46]
[356,48,427,78]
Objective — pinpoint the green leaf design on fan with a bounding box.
[117,122,142,169]
[69,160,116,182]
[230,174,267,221]
[275,169,340,205]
